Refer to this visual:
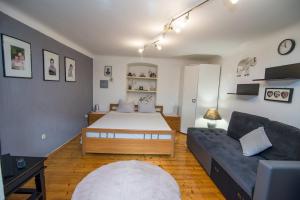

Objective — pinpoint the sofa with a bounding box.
[187,111,300,200]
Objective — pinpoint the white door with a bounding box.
[180,65,200,133]
[195,65,221,127]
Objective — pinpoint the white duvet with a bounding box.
[86,111,172,139]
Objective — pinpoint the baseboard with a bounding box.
[46,132,81,157]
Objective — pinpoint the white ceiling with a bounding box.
[2,0,300,58]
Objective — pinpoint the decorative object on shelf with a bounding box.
[139,86,144,90]
[43,49,59,81]
[65,57,76,82]
[203,108,222,128]
[236,57,257,77]
[149,86,156,91]
[94,104,100,112]
[148,70,157,78]
[100,80,108,88]
[227,83,260,96]
[253,63,300,81]
[1,34,32,78]
[132,73,136,77]
[128,72,132,76]
[139,73,146,77]
[128,85,132,90]
[278,39,296,55]
[104,66,112,77]
[264,88,293,103]
[139,95,153,103]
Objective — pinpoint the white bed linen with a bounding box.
[86,111,172,140]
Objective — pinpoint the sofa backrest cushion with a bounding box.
[227,111,270,140]
[259,121,300,160]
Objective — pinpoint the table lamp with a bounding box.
[203,108,222,128]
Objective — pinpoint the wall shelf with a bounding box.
[127,90,157,93]
[127,76,157,80]
[253,78,299,81]
[227,83,260,96]
[253,63,300,81]
[227,93,258,96]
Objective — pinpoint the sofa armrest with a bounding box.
[253,160,300,200]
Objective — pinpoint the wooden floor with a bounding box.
[8,132,225,200]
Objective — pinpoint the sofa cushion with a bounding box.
[227,111,270,140]
[259,121,300,160]
[239,127,272,156]
[187,128,264,197]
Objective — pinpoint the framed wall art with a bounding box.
[264,88,294,103]
[43,49,60,81]
[104,66,112,77]
[1,34,32,78]
[65,57,76,82]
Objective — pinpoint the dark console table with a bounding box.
[3,156,46,200]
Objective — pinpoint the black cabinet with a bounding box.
[211,159,251,200]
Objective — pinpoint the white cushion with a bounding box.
[138,102,156,113]
[239,127,272,156]
[117,100,135,113]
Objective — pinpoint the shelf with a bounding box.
[253,78,299,81]
[227,93,258,96]
[127,90,157,93]
[127,76,157,80]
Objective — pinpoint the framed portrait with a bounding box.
[264,88,294,103]
[1,34,32,78]
[104,66,112,77]
[65,57,76,82]
[43,49,59,81]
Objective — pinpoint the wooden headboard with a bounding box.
[110,104,163,114]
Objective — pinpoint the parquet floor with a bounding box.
[8,132,225,200]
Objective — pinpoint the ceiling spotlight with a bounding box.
[173,27,181,34]
[159,34,166,43]
[138,48,144,54]
[155,43,162,51]
[230,0,239,4]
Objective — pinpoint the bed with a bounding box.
[82,104,175,156]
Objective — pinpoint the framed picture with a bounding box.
[43,49,60,81]
[100,80,108,88]
[264,88,294,103]
[65,57,76,82]
[104,66,112,77]
[1,34,32,78]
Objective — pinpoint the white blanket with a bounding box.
[89,111,171,131]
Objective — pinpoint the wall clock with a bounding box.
[278,39,296,55]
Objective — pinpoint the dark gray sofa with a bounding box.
[187,111,300,200]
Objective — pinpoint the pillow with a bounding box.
[117,100,135,113]
[138,102,156,113]
[239,127,272,156]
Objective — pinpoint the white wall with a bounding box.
[93,55,194,115]
[218,22,300,129]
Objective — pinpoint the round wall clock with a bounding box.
[278,39,296,55]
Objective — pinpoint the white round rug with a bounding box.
[72,160,181,200]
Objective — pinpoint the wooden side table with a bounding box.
[164,115,181,132]
[88,112,106,125]
[4,156,46,200]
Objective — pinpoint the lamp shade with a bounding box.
[203,108,222,120]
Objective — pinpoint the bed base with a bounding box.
[82,128,176,156]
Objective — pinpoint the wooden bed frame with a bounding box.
[82,104,175,156]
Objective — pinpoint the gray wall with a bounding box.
[0,11,93,156]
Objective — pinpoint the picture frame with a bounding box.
[43,49,60,81]
[100,80,108,88]
[1,34,32,78]
[104,66,112,77]
[264,88,294,103]
[65,57,76,82]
